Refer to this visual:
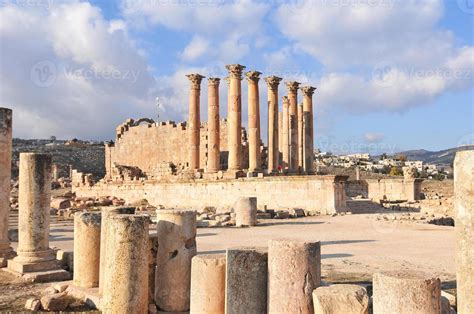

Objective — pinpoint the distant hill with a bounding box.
[394,145,474,167]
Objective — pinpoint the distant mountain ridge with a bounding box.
[394,145,474,166]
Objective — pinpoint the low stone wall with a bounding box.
[73,175,348,214]
[346,180,368,198]
[367,178,423,202]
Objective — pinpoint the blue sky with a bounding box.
[0,0,473,154]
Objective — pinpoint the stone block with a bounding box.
[25,298,41,311]
[40,292,73,311]
[312,284,369,314]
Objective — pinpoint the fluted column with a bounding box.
[246,71,262,173]
[0,108,14,267]
[297,103,304,173]
[265,76,282,173]
[207,77,220,173]
[301,86,316,173]
[286,81,300,172]
[186,73,205,170]
[226,64,246,171]
[282,96,290,170]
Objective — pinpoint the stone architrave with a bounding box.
[265,76,282,173]
[207,77,221,173]
[286,81,301,172]
[186,73,205,170]
[246,71,262,173]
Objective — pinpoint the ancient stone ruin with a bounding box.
[0,60,472,313]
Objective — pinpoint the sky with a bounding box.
[0,0,473,155]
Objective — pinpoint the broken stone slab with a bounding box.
[312,284,369,314]
[274,210,290,219]
[40,292,73,311]
[289,208,305,218]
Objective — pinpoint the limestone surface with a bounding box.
[312,284,369,314]
[234,196,257,227]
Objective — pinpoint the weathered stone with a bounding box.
[148,233,158,304]
[286,81,300,171]
[226,247,267,314]
[268,239,321,313]
[186,73,204,170]
[226,64,245,171]
[25,298,41,311]
[73,212,101,288]
[246,71,262,172]
[51,198,71,210]
[53,283,69,293]
[274,210,290,219]
[0,107,15,267]
[40,292,72,311]
[234,197,257,227]
[102,215,149,314]
[190,254,225,314]
[99,206,135,293]
[454,150,474,314]
[372,271,441,314]
[265,76,282,173]
[7,153,69,281]
[155,209,197,312]
[207,77,220,173]
[289,208,305,218]
[312,284,369,314]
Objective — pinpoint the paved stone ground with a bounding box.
[2,212,456,311]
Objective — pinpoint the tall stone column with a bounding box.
[246,70,262,173]
[7,153,69,281]
[186,73,205,171]
[155,209,197,312]
[268,239,321,313]
[102,215,149,314]
[282,96,290,170]
[298,104,304,173]
[207,77,221,173]
[454,150,474,313]
[278,111,283,166]
[301,86,316,173]
[226,64,246,172]
[0,108,14,267]
[286,81,301,172]
[73,212,101,288]
[265,76,282,173]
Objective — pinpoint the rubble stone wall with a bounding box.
[345,180,369,198]
[73,175,348,214]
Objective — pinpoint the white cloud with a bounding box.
[0,2,157,139]
[365,132,385,143]
[180,36,210,61]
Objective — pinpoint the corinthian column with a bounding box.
[286,81,300,172]
[226,64,246,171]
[246,71,262,173]
[264,76,282,173]
[282,96,290,170]
[186,74,205,170]
[298,104,304,173]
[300,86,316,173]
[207,77,221,173]
[278,111,283,166]
[0,108,15,267]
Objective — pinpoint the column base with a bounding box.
[5,250,71,282]
[224,170,245,179]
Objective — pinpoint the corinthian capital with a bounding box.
[245,71,262,83]
[300,86,317,97]
[186,73,205,90]
[285,81,301,93]
[225,64,246,79]
[208,77,221,87]
[264,76,282,90]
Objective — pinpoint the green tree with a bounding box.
[389,166,403,176]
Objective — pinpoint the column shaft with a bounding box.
[278,111,283,166]
[102,215,149,314]
[226,64,245,171]
[155,209,197,312]
[187,74,205,170]
[73,212,101,288]
[286,81,300,172]
[301,86,316,173]
[298,104,304,172]
[0,108,14,266]
[265,76,282,173]
[454,150,474,313]
[207,78,220,173]
[282,97,290,169]
[246,71,262,172]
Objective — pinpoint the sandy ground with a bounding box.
[1,212,456,311]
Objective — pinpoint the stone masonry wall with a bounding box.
[73,175,349,214]
[106,119,250,179]
[367,178,423,202]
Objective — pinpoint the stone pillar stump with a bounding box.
[234,197,257,227]
[313,284,369,314]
